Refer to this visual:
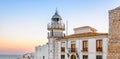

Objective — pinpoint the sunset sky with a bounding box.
[0,0,120,55]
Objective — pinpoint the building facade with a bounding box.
[47,10,65,59]
[61,26,108,59]
[35,44,48,59]
[36,6,120,59]
[47,9,109,59]
[107,6,120,59]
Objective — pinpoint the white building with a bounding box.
[60,26,108,59]
[23,53,35,59]
[47,10,109,59]
[35,44,48,59]
[36,6,120,59]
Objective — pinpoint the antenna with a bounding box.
[66,20,68,36]
[55,7,58,12]
[66,20,69,58]
[56,8,57,11]
[55,7,58,15]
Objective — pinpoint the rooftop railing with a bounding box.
[47,23,65,30]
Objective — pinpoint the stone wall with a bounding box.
[107,6,120,59]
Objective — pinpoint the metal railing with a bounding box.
[47,23,65,30]
[96,47,102,52]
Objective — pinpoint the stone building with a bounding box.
[107,6,120,59]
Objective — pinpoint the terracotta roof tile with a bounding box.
[65,32,108,38]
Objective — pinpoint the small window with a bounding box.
[83,40,88,52]
[71,41,76,52]
[61,42,65,52]
[96,40,102,52]
[83,55,88,59]
[71,55,76,59]
[96,55,102,59]
[61,55,65,59]
[56,18,59,21]
[43,56,45,59]
[71,44,75,52]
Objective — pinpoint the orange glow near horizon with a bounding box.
[0,34,48,54]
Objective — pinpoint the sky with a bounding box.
[0,0,120,55]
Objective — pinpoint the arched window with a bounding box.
[71,55,76,59]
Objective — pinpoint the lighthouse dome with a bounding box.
[52,10,62,21]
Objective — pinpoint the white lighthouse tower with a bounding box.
[47,10,65,59]
[47,10,65,38]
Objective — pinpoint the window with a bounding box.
[56,18,59,21]
[96,40,102,52]
[96,55,102,59]
[83,55,88,59]
[61,55,65,59]
[71,55,76,59]
[61,42,65,52]
[83,41,88,52]
[61,47,65,52]
[43,56,45,59]
[71,41,76,52]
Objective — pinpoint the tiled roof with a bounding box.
[65,32,108,38]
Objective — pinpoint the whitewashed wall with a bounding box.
[58,41,61,59]
[35,45,48,59]
[49,38,53,59]
[74,28,90,34]
[70,38,108,59]
[79,40,83,59]
[88,39,96,59]
[47,36,108,59]
[103,38,108,59]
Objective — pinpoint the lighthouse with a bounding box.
[47,10,65,59]
[47,10,65,38]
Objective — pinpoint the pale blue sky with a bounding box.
[0,0,120,54]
